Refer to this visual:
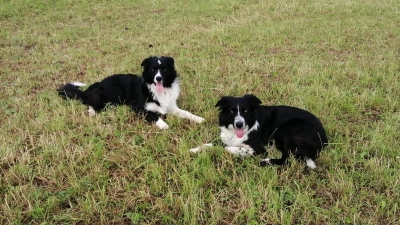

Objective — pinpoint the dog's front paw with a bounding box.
[190,143,212,153]
[194,116,205,123]
[259,158,271,167]
[156,119,169,130]
[189,147,200,153]
[225,146,254,157]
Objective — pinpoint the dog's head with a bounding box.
[215,94,262,138]
[141,56,177,94]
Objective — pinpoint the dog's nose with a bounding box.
[235,121,244,128]
[155,76,162,82]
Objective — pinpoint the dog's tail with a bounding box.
[57,82,87,101]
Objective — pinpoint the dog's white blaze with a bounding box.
[155,118,169,129]
[154,70,162,83]
[72,82,87,87]
[305,157,317,169]
[234,104,245,128]
[158,60,161,65]
[220,121,259,146]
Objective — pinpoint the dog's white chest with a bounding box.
[153,83,180,108]
[220,125,248,147]
[220,122,259,146]
[145,82,180,114]
[219,126,255,156]
[219,122,259,157]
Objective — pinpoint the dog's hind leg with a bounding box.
[83,90,104,116]
[88,106,96,116]
[291,136,319,169]
[259,140,291,167]
[260,150,290,166]
[291,154,317,169]
[305,157,317,169]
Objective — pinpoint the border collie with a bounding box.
[57,56,204,129]
[190,94,328,169]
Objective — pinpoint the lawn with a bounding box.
[1,0,399,224]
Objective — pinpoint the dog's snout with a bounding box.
[235,121,244,128]
[155,76,162,82]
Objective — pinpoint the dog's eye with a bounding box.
[230,110,235,114]
[243,109,248,113]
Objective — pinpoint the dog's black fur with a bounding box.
[214,94,328,168]
[58,56,204,129]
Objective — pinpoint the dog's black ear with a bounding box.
[215,96,231,110]
[244,94,262,106]
[161,56,175,66]
[141,56,157,67]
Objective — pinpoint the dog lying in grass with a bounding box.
[190,94,328,169]
[58,56,204,129]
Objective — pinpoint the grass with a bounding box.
[1,0,400,224]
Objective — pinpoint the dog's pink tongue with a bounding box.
[236,129,244,138]
[155,82,164,93]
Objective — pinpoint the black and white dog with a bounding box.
[190,94,328,169]
[58,56,204,129]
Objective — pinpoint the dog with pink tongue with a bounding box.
[58,56,205,130]
[190,95,328,169]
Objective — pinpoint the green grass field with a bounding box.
[1,0,399,224]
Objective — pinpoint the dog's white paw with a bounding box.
[225,146,254,157]
[156,119,169,130]
[88,106,96,117]
[189,147,200,153]
[305,158,317,169]
[189,143,212,153]
[194,116,205,123]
